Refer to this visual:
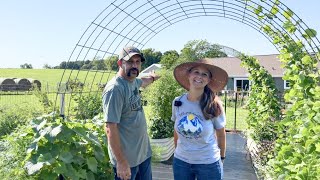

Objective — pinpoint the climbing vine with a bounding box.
[239,54,281,176]
[248,0,320,179]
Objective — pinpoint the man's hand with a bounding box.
[149,70,160,82]
[141,70,160,88]
[116,159,131,180]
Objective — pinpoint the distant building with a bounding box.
[141,55,319,92]
[209,54,319,92]
[138,64,162,78]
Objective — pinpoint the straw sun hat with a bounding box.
[173,59,228,92]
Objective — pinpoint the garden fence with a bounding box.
[0,88,285,132]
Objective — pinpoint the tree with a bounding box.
[43,63,52,69]
[159,50,179,69]
[141,48,162,69]
[92,59,106,70]
[104,55,118,71]
[177,39,227,65]
[20,63,33,69]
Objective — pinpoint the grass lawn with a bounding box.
[144,105,248,132]
[0,68,117,91]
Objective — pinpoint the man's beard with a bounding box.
[127,68,139,77]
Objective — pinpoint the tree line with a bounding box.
[21,40,228,70]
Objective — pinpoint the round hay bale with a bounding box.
[0,78,16,91]
[27,78,41,90]
[14,78,32,91]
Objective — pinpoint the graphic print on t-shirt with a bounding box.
[177,113,203,139]
[129,87,142,111]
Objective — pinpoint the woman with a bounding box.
[171,59,228,180]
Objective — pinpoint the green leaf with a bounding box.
[303,28,317,39]
[94,146,105,160]
[283,21,296,33]
[301,55,312,65]
[38,153,55,165]
[87,157,98,173]
[59,151,73,163]
[86,171,95,180]
[25,161,44,175]
[283,9,293,19]
[27,142,38,153]
[316,143,320,152]
[254,5,263,15]
[36,119,47,131]
[50,124,63,137]
[54,162,67,174]
[271,6,279,15]
[78,169,87,179]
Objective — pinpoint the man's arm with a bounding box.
[216,127,226,161]
[141,70,160,88]
[105,123,131,180]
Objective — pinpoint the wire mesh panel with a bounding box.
[54,0,319,118]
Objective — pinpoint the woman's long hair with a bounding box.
[200,86,222,119]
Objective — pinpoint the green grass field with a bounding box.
[0,68,117,91]
[144,105,248,132]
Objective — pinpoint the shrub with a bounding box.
[0,103,43,138]
[72,92,102,120]
[142,69,184,139]
[24,114,113,179]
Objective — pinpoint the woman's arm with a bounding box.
[216,127,226,158]
[174,130,178,148]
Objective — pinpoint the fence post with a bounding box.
[60,93,65,118]
[224,90,227,113]
[234,92,238,131]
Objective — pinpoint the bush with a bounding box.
[0,103,43,138]
[24,114,113,179]
[142,69,184,139]
[72,92,102,119]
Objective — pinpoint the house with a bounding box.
[209,54,319,92]
[139,55,319,92]
[138,64,162,77]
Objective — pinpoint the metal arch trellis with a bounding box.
[54,0,320,118]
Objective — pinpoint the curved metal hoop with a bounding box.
[54,0,319,118]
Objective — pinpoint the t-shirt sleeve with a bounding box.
[212,101,226,129]
[171,99,177,122]
[136,78,143,88]
[213,112,226,129]
[102,86,123,123]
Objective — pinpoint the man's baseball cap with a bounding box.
[119,46,145,62]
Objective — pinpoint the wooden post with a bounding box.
[60,93,65,118]
[234,92,238,131]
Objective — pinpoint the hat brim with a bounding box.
[122,52,145,62]
[174,59,228,92]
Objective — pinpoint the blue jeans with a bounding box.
[173,157,222,180]
[113,157,152,180]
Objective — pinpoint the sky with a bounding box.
[0,0,319,69]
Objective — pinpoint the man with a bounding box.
[102,46,159,180]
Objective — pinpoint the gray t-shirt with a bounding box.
[171,93,226,164]
[102,75,151,167]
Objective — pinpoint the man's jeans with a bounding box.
[173,157,223,180]
[113,157,152,180]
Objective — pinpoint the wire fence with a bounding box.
[1,88,286,132]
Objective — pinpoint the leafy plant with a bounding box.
[72,92,102,120]
[24,114,113,179]
[0,103,43,138]
[142,69,184,139]
[248,1,320,178]
[240,54,281,142]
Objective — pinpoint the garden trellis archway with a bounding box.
[55,0,319,117]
